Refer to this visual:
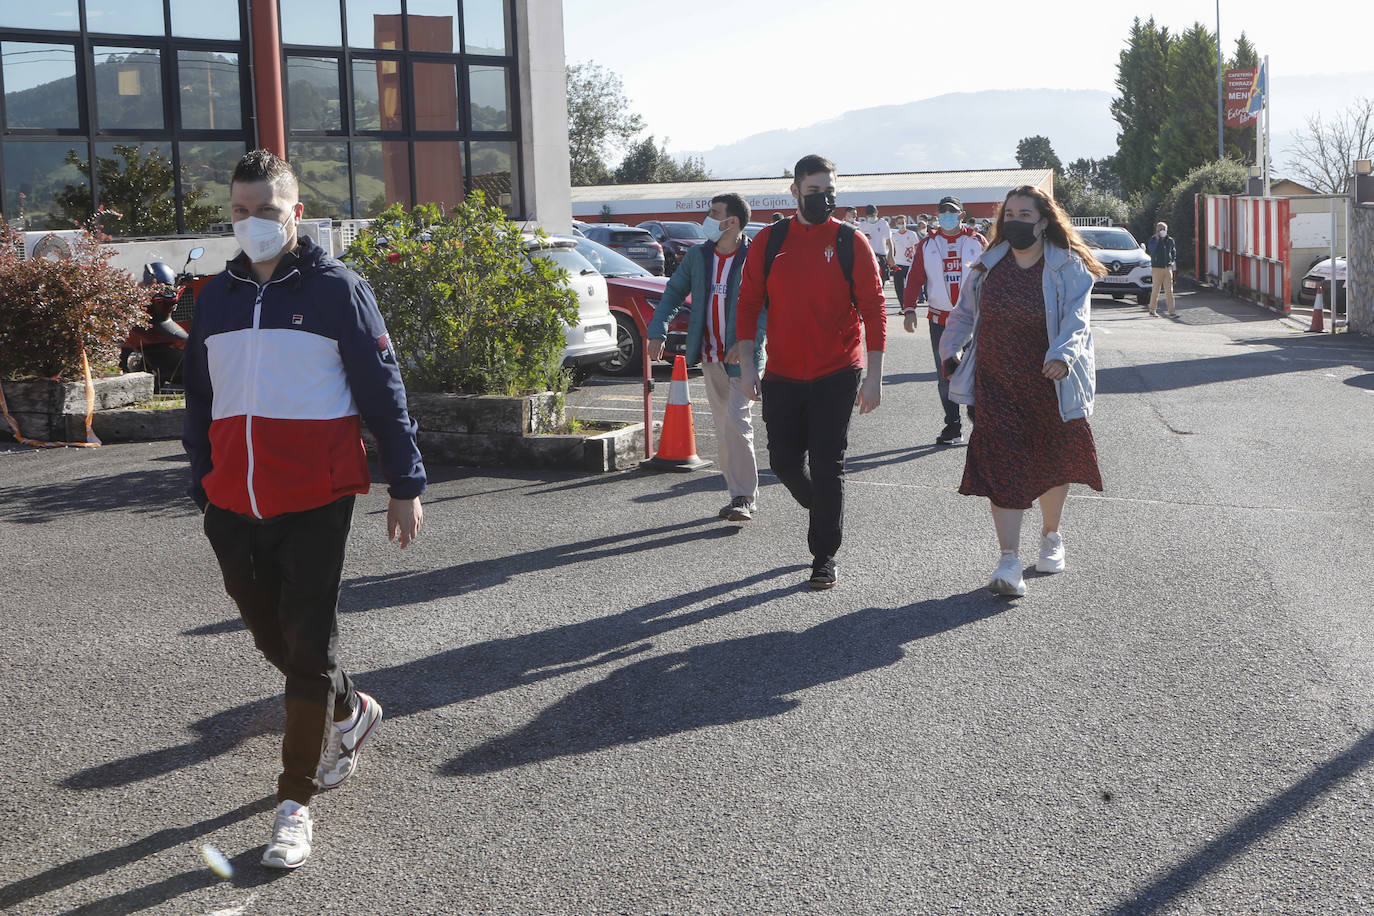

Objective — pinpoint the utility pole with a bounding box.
[1216,0,1224,160]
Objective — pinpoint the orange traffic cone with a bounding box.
[640,355,712,471]
[1308,289,1325,332]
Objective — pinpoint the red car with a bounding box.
[572,236,689,376]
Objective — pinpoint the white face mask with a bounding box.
[1158,229,1167,237]
[234,214,294,263]
[702,216,724,243]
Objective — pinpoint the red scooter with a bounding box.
[120,246,207,392]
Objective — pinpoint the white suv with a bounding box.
[523,236,618,374]
[1078,226,1153,305]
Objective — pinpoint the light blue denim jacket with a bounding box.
[938,240,1096,421]
[646,238,765,378]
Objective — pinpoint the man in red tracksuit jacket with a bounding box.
[735,154,886,589]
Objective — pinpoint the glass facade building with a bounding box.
[0,0,549,236]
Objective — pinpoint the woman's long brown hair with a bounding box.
[987,184,1108,279]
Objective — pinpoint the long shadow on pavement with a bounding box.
[1103,727,1374,915]
[1098,332,1374,395]
[0,794,278,913]
[445,588,1005,775]
[66,563,803,791]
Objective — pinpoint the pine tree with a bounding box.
[1153,23,1222,192]
[1111,17,1171,196]
[1015,136,1062,172]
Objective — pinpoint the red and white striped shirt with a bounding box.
[702,248,738,362]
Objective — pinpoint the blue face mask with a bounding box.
[702,216,724,243]
[938,212,961,232]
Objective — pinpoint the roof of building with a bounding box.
[569,169,1054,203]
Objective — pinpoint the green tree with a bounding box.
[566,62,645,187]
[1153,22,1222,192]
[613,136,713,184]
[1111,17,1172,196]
[55,144,220,236]
[1224,33,1260,164]
[1054,176,1130,225]
[1158,157,1248,273]
[1015,135,1062,172]
[1064,157,1122,196]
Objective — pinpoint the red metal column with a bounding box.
[250,0,286,156]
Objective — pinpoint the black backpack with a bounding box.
[761,217,857,307]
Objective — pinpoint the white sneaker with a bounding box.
[1037,531,1065,574]
[262,801,312,869]
[988,553,1026,597]
[318,691,382,790]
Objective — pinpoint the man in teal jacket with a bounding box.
[647,192,766,521]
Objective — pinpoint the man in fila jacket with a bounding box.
[183,150,425,871]
[901,194,987,446]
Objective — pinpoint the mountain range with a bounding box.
[682,75,1374,181]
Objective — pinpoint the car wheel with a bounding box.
[598,312,642,376]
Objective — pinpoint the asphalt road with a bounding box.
[2,288,1372,915]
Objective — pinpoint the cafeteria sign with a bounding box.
[1224,63,1266,126]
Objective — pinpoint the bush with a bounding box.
[1055,177,1131,226]
[0,223,147,380]
[1158,158,1249,273]
[344,193,578,395]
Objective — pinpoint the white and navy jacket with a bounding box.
[183,236,425,519]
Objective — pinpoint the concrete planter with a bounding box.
[0,372,154,442]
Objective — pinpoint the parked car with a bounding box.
[637,220,707,275]
[523,236,619,376]
[579,223,665,275]
[742,221,769,241]
[1298,256,1347,308]
[1077,226,1153,305]
[570,235,688,376]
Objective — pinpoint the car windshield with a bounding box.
[531,246,596,276]
[574,237,650,277]
[1078,228,1139,251]
[664,222,706,239]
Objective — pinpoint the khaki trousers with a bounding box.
[700,361,758,500]
[1149,267,1175,314]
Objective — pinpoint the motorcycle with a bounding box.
[120,246,207,392]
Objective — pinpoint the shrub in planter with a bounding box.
[343,193,578,395]
[0,222,146,380]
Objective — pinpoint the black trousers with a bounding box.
[204,496,358,805]
[892,264,909,304]
[761,368,861,561]
[927,321,974,428]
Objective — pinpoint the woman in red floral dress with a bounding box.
[939,186,1106,596]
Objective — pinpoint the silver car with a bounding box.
[523,236,618,375]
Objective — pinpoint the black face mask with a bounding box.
[799,190,836,224]
[1002,219,1040,250]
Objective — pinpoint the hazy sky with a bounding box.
[562,0,1369,156]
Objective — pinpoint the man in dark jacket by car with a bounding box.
[183,150,425,870]
[1146,221,1178,317]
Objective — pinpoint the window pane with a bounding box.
[346,0,401,49]
[179,140,244,230]
[462,0,508,55]
[290,140,349,218]
[352,140,409,217]
[412,61,457,132]
[403,0,457,52]
[279,0,341,46]
[92,142,175,236]
[469,139,516,215]
[0,2,80,32]
[2,141,87,231]
[85,0,164,36]
[170,0,240,40]
[468,64,508,132]
[352,58,402,132]
[287,56,341,132]
[414,140,462,209]
[94,47,164,130]
[2,43,79,129]
[178,51,241,131]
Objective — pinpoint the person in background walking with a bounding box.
[900,195,986,445]
[843,206,860,227]
[647,192,765,521]
[736,154,886,589]
[890,214,921,307]
[184,150,426,869]
[858,204,894,286]
[1146,221,1177,317]
[939,185,1105,597]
